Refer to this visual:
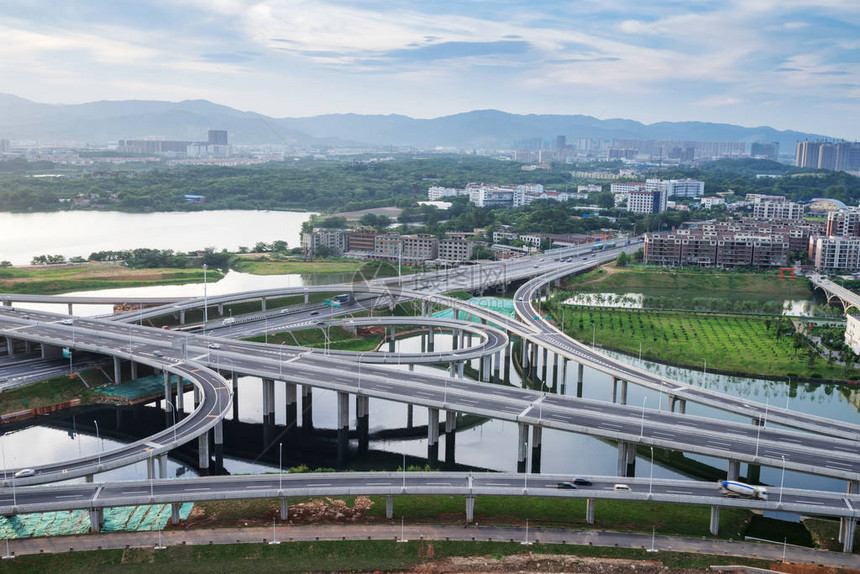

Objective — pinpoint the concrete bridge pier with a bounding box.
[302,385,314,431]
[517,423,529,474]
[386,495,394,519]
[586,499,595,524]
[452,330,459,351]
[175,376,184,413]
[261,297,267,312]
[337,391,349,465]
[171,502,182,525]
[493,350,501,380]
[420,333,426,353]
[89,508,104,533]
[842,519,857,553]
[480,355,491,382]
[280,498,288,521]
[213,420,224,471]
[356,395,369,455]
[114,356,123,385]
[146,456,155,480]
[727,460,740,481]
[158,453,168,479]
[611,377,618,403]
[669,396,687,413]
[285,382,298,437]
[262,378,275,426]
[407,404,413,429]
[130,361,138,381]
[428,327,435,352]
[531,426,542,474]
[231,374,239,420]
[709,506,720,536]
[503,344,511,384]
[198,432,210,473]
[179,309,185,324]
[541,347,548,382]
[427,407,440,465]
[194,386,201,409]
[217,303,224,316]
[458,361,465,379]
[531,343,539,375]
[620,379,628,405]
[445,411,456,464]
[388,326,396,352]
[466,496,475,522]
[521,340,529,369]
[304,290,309,304]
[616,441,636,477]
[4,337,14,358]
[449,362,456,377]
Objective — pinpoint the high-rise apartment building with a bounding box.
[208,130,228,145]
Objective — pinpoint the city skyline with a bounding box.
[1,0,858,139]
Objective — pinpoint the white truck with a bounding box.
[720,480,768,500]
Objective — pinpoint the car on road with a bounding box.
[153,350,164,357]
[572,477,593,486]
[280,308,290,314]
[613,483,630,491]
[14,469,34,478]
[208,343,221,349]
[556,481,577,489]
[310,311,319,316]
[60,319,73,325]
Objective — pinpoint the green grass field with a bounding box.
[566,266,811,300]
[551,305,849,380]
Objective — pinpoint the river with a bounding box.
[1,210,313,265]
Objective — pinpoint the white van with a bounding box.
[613,484,631,491]
[222,317,236,326]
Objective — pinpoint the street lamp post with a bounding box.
[278,442,283,493]
[93,419,102,467]
[779,454,786,505]
[649,446,654,497]
[203,264,208,327]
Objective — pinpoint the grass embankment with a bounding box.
[566,266,811,300]
[0,540,776,573]
[0,370,113,415]
[0,264,222,295]
[552,306,848,380]
[245,327,384,352]
[232,256,367,275]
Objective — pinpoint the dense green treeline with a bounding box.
[0,156,573,213]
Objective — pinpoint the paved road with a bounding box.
[2,523,858,568]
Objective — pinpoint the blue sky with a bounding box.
[1,0,858,138]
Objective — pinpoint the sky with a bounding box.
[1,0,858,139]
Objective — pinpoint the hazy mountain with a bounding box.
[0,94,829,152]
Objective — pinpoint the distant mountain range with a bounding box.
[0,93,829,153]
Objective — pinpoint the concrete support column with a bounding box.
[839,517,857,554]
[337,391,349,465]
[577,363,584,384]
[158,453,168,478]
[616,441,634,477]
[428,327,435,352]
[198,433,210,472]
[427,407,440,464]
[522,340,529,368]
[85,474,93,483]
[551,353,558,388]
[261,297,267,312]
[89,508,104,533]
[481,355,491,382]
[232,373,239,420]
[465,496,475,522]
[388,325,396,353]
[586,499,595,524]
[194,386,201,408]
[407,404,413,429]
[530,426,542,474]
[517,423,529,474]
[669,395,677,412]
[445,411,456,464]
[280,498,288,521]
[146,457,155,480]
[541,347,548,381]
[611,377,618,403]
[114,356,122,385]
[130,361,138,381]
[171,503,182,525]
[620,380,628,405]
[449,362,456,377]
[217,303,224,316]
[727,461,740,481]
[493,350,501,377]
[4,337,14,358]
[304,290,309,304]
[458,361,465,379]
[386,495,394,519]
[163,371,171,412]
[67,303,73,315]
[179,309,185,324]
[678,399,686,414]
[285,382,298,436]
[262,378,275,425]
[709,506,720,536]
[302,385,314,431]
[531,343,538,372]
[452,330,459,351]
[356,395,369,455]
[213,420,224,471]
[176,376,184,412]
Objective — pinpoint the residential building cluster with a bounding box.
[118,130,232,159]
[610,179,705,214]
[808,207,860,271]
[644,219,825,268]
[795,141,860,172]
[301,227,482,266]
[427,183,578,208]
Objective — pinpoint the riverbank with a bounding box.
[0,264,223,295]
